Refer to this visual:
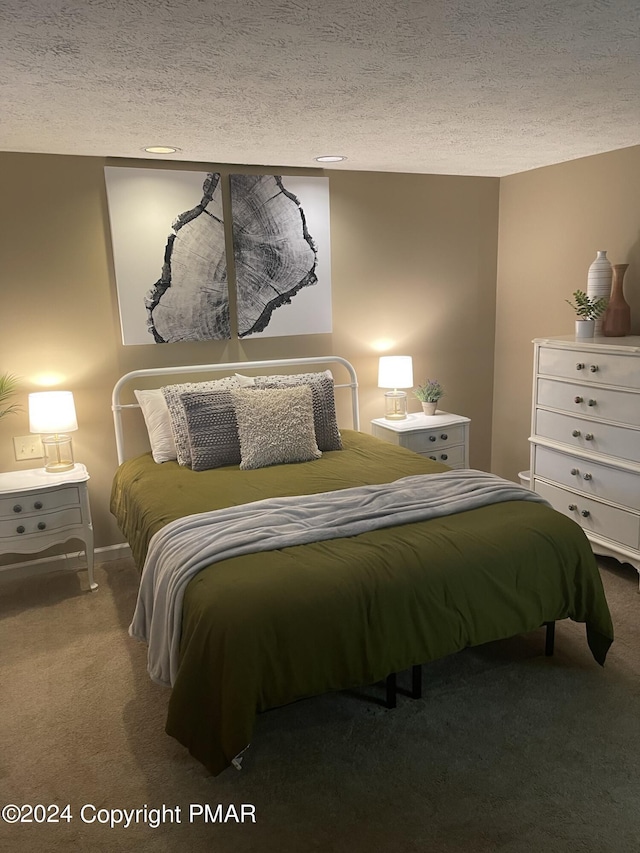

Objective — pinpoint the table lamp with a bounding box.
[29,391,78,472]
[378,356,413,420]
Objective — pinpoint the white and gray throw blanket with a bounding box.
[129,470,549,687]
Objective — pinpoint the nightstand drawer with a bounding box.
[0,485,80,518]
[538,347,640,390]
[419,443,466,468]
[533,479,640,551]
[401,424,466,453]
[0,507,83,539]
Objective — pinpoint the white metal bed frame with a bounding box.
[111,355,360,465]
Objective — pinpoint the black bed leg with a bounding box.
[385,672,397,708]
[411,664,422,699]
[545,621,555,656]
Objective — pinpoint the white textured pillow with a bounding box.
[134,389,177,463]
[232,386,322,470]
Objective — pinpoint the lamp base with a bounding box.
[42,434,75,473]
[384,390,408,420]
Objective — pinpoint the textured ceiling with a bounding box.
[2,0,640,177]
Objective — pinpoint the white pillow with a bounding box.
[134,389,177,463]
[232,386,322,470]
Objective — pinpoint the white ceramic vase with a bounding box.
[587,250,612,335]
[422,401,438,415]
[575,319,595,338]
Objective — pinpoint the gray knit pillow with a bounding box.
[252,370,342,451]
[180,389,242,471]
[162,377,239,466]
[232,386,322,470]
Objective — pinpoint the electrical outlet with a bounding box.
[13,435,44,461]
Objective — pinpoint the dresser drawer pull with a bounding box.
[16,525,25,534]
[440,453,448,461]
[34,501,43,510]
[570,468,579,475]
[581,510,590,518]
[37,521,46,530]
[583,473,592,480]
[574,396,583,404]
[568,504,577,511]
[585,433,594,441]
[588,399,596,406]
[572,429,581,437]
[429,455,437,461]
[576,363,585,370]
[590,365,599,373]
[429,435,436,442]
[13,504,23,513]
[440,433,448,440]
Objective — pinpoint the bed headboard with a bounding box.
[111,355,360,464]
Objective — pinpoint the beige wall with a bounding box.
[492,145,640,482]
[0,153,499,558]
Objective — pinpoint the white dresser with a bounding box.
[371,411,470,469]
[529,335,640,581]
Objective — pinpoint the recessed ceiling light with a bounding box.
[143,146,181,154]
[314,155,347,163]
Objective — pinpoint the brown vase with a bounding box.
[602,264,631,337]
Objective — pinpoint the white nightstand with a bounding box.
[0,464,96,590]
[371,411,470,469]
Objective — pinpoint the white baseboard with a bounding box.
[0,542,132,583]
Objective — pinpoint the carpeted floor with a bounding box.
[0,555,638,853]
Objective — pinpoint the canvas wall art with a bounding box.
[230,174,332,338]
[104,167,230,344]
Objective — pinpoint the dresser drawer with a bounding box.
[533,479,640,551]
[534,408,640,465]
[538,347,640,390]
[0,485,80,518]
[537,378,640,427]
[400,424,466,453]
[534,445,640,511]
[0,507,83,539]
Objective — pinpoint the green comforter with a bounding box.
[111,430,614,776]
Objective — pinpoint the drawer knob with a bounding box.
[574,396,583,404]
[585,433,594,441]
[583,473,592,481]
[429,435,436,442]
[568,504,577,511]
[570,468,579,475]
[16,525,25,534]
[590,364,599,373]
[440,453,448,461]
[429,455,437,461]
[440,433,448,441]
[34,501,43,510]
[13,504,22,513]
[581,510,590,518]
[576,363,585,370]
[588,399,597,407]
[37,521,46,530]
[572,429,581,437]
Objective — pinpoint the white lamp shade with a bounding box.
[29,391,78,434]
[378,356,414,389]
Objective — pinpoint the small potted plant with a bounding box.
[413,379,444,416]
[565,289,608,338]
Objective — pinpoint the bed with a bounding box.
[110,356,613,776]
